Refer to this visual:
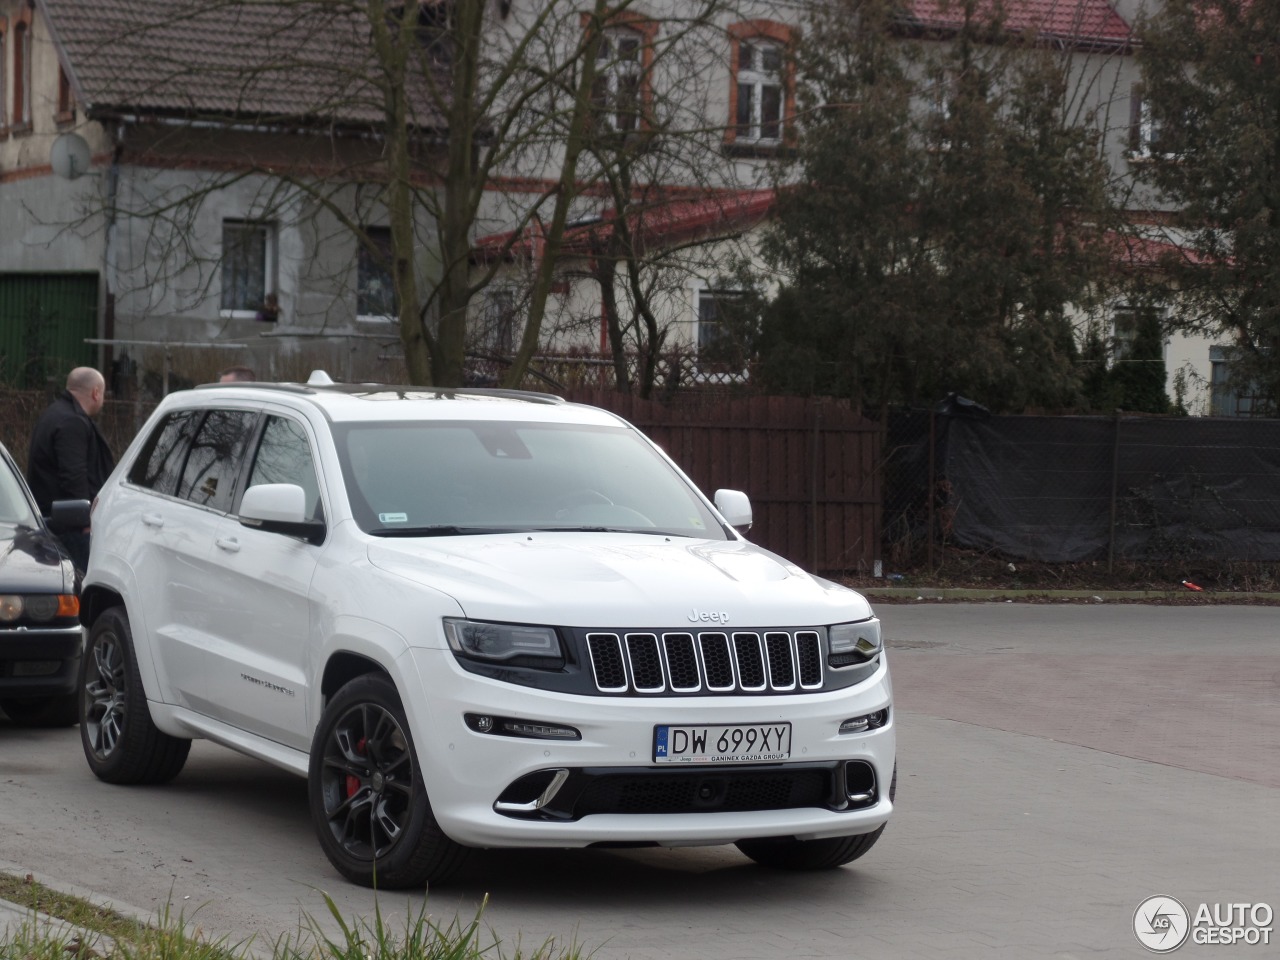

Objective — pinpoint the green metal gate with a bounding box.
[0,273,99,388]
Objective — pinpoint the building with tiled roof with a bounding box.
[38,0,445,130]
[0,0,1229,413]
[901,0,1134,49]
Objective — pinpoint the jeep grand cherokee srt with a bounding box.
[79,374,894,887]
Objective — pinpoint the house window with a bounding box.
[592,27,645,133]
[736,41,783,142]
[1129,85,1173,160]
[0,18,8,132]
[726,21,794,149]
[57,66,74,122]
[1209,346,1268,418]
[357,226,397,322]
[481,288,517,355]
[695,288,749,382]
[220,220,276,315]
[1110,305,1163,363]
[13,20,31,130]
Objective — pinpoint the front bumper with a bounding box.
[402,646,895,849]
[0,624,84,698]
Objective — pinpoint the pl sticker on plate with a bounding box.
[379,512,408,524]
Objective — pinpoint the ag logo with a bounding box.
[1134,895,1190,953]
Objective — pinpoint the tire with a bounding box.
[0,693,79,728]
[80,606,191,785]
[309,673,468,889]
[736,763,897,871]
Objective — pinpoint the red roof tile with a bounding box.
[36,0,446,129]
[904,0,1132,46]
[473,190,775,262]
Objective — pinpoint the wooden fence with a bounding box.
[563,390,882,574]
[2,387,883,575]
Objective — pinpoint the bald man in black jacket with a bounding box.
[27,367,115,571]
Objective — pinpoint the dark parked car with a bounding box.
[0,441,89,727]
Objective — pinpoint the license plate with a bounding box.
[653,723,791,764]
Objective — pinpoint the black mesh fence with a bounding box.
[884,406,1280,568]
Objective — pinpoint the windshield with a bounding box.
[0,457,39,529]
[334,420,727,539]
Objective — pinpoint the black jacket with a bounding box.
[26,391,115,515]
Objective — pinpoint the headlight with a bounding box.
[0,594,79,623]
[0,595,22,621]
[828,618,882,667]
[443,618,564,668]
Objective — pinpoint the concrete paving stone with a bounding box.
[4,605,1277,959]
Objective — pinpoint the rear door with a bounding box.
[126,407,260,710]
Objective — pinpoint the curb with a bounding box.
[0,860,147,950]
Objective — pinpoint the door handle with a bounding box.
[141,513,164,528]
[215,537,241,553]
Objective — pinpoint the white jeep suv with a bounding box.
[79,375,894,887]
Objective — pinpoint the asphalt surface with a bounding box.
[2,603,1277,959]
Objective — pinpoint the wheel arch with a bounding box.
[80,585,173,709]
[320,652,390,706]
[80,584,124,630]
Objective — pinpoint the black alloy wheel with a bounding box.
[80,606,190,784]
[310,674,467,888]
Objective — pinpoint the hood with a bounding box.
[0,523,75,593]
[366,532,871,628]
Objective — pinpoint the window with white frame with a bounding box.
[14,19,31,128]
[1209,346,1269,418]
[1129,85,1174,160]
[695,287,748,379]
[481,287,518,355]
[592,28,643,133]
[357,226,397,322]
[0,19,8,131]
[735,39,783,143]
[220,220,276,315]
[1111,304,1164,363]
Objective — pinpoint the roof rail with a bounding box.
[195,381,314,394]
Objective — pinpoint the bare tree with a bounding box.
[43,0,757,389]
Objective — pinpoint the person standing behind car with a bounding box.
[218,365,256,382]
[26,367,115,572]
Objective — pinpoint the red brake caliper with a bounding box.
[345,737,367,798]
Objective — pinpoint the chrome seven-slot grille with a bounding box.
[585,630,824,695]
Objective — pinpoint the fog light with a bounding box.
[839,709,888,735]
[465,713,581,740]
[12,661,60,677]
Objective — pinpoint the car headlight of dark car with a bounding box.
[0,593,80,625]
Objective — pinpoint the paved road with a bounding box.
[2,604,1276,959]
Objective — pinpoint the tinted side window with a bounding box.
[128,410,200,496]
[245,416,323,522]
[177,410,259,511]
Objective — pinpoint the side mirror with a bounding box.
[714,489,752,535]
[239,484,325,545]
[48,499,91,532]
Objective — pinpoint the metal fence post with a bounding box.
[1108,410,1122,574]
[927,409,936,570]
[811,402,820,573]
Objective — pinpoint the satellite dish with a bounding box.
[50,133,92,180]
